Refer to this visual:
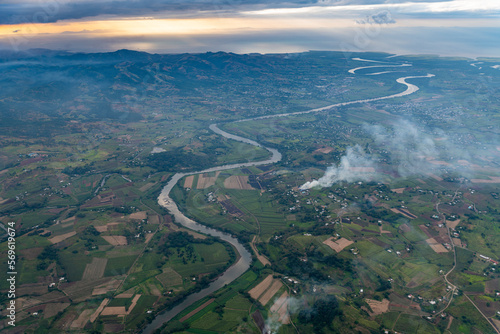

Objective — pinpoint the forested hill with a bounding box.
[0,49,391,137]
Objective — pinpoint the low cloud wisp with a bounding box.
[356,10,396,24]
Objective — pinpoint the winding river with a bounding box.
[142,63,434,333]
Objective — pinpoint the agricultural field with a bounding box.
[0,51,500,333]
[0,137,238,333]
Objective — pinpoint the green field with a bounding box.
[1,51,500,334]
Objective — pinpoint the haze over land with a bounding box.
[1,1,500,333]
[300,119,477,189]
[1,49,500,333]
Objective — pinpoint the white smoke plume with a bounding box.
[300,145,376,190]
[264,296,303,334]
[366,119,440,177]
[300,120,451,190]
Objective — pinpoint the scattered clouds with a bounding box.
[245,0,500,17]
[0,0,315,25]
[356,10,396,24]
[1,0,499,25]
[317,0,453,3]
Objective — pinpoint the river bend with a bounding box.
[142,65,434,333]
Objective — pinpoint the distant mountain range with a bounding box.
[1,49,369,137]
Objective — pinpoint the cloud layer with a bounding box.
[1,0,314,24]
[1,0,499,25]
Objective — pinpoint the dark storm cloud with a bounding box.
[0,0,456,25]
[0,0,314,24]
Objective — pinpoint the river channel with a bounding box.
[142,70,433,333]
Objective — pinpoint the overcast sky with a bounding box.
[0,0,499,57]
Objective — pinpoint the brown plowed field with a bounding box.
[101,294,141,316]
[323,237,353,253]
[270,291,290,324]
[102,235,128,246]
[95,222,120,233]
[446,219,461,229]
[196,172,220,189]
[426,238,449,253]
[101,306,126,316]
[391,208,417,219]
[471,176,500,183]
[365,298,390,315]
[259,280,283,306]
[49,231,76,244]
[249,275,273,300]
[129,211,147,220]
[71,309,94,328]
[62,216,75,223]
[90,298,109,323]
[251,236,271,266]
[224,175,254,190]
[314,147,334,154]
[184,175,194,188]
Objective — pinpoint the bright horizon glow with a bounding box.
[1,15,498,38]
[0,17,359,37]
[0,0,499,57]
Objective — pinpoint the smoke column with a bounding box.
[300,120,458,190]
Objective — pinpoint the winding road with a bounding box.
[142,60,434,333]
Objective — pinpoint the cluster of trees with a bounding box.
[321,254,353,273]
[298,295,342,332]
[162,231,213,248]
[146,148,215,172]
[114,206,136,214]
[376,277,392,292]
[81,225,101,250]
[177,244,196,264]
[62,164,93,175]
[277,253,323,281]
[157,231,216,261]
[37,246,59,271]
[38,246,59,261]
